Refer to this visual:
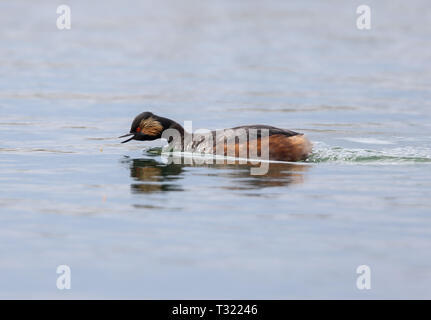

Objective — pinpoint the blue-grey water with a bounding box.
[1,0,431,299]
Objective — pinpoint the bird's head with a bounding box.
[119,112,166,143]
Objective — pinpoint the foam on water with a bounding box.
[147,144,431,165]
[340,137,395,145]
[308,142,431,164]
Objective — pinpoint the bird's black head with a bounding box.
[119,112,167,143]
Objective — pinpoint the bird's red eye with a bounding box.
[136,127,141,132]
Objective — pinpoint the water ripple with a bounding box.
[308,142,431,164]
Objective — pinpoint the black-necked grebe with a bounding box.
[119,112,312,162]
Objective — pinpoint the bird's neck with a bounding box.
[166,119,185,137]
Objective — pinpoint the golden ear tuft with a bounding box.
[139,117,163,136]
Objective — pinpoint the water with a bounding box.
[1,0,431,298]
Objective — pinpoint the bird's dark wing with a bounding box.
[230,125,301,137]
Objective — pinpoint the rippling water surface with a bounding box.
[1,0,431,298]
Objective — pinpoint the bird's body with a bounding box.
[120,112,312,162]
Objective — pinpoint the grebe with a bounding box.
[119,112,312,162]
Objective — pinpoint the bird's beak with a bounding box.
[119,133,135,143]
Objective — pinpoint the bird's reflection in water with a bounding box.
[217,162,309,190]
[125,155,310,194]
[128,158,184,193]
